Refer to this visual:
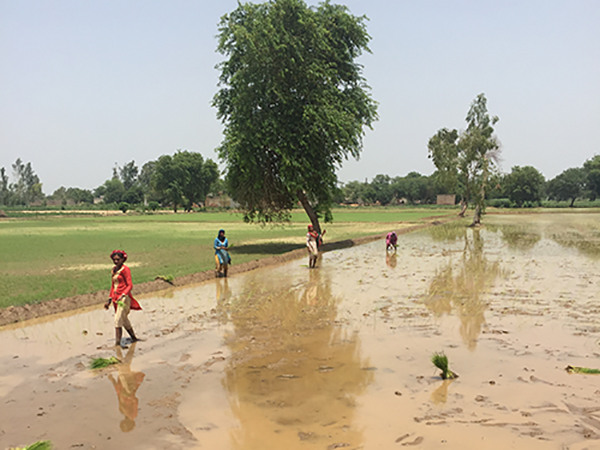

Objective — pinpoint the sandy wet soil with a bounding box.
[1,213,600,450]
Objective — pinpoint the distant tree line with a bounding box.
[2,152,600,210]
[0,151,222,212]
[0,158,44,206]
[335,155,600,208]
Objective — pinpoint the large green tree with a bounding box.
[428,94,500,226]
[583,155,600,200]
[503,165,545,207]
[547,167,586,206]
[213,0,378,232]
[152,151,219,212]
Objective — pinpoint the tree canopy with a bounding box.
[504,165,545,207]
[583,155,600,200]
[152,151,219,212]
[213,0,378,232]
[547,167,585,206]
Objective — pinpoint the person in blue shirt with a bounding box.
[214,229,231,277]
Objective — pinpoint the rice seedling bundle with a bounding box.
[9,441,53,450]
[90,356,120,369]
[431,352,458,379]
[566,365,600,374]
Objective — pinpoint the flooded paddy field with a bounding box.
[1,213,599,450]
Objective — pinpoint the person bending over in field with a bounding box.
[306,224,326,268]
[214,229,231,277]
[386,231,398,252]
[104,249,141,347]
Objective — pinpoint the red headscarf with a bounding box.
[110,249,128,262]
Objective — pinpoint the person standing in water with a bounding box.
[104,249,141,347]
[306,224,326,268]
[214,229,231,277]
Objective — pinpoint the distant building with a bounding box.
[205,193,238,208]
[437,194,456,205]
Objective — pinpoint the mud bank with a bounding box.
[0,219,448,327]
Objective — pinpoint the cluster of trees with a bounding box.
[428,93,501,225]
[90,151,220,212]
[333,157,600,210]
[1,151,221,212]
[0,159,44,206]
[499,157,600,207]
[336,172,440,205]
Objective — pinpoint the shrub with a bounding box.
[118,202,130,213]
[487,198,511,208]
[148,201,159,211]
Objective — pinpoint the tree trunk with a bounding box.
[470,176,486,227]
[297,189,321,234]
[470,203,481,227]
[458,199,468,217]
[569,197,575,207]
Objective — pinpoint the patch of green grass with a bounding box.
[0,208,452,308]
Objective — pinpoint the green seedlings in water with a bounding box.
[9,441,53,450]
[566,365,600,374]
[90,356,120,369]
[431,352,458,379]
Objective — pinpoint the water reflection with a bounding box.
[424,228,502,350]
[215,277,233,324]
[385,252,397,269]
[220,269,373,449]
[431,379,454,404]
[107,343,145,432]
[487,224,542,251]
[550,230,600,259]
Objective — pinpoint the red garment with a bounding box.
[309,230,323,248]
[110,265,142,310]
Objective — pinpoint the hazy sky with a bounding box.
[1,0,599,194]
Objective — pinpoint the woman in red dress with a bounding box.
[104,249,141,347]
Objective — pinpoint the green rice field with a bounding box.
[0,208,452,308]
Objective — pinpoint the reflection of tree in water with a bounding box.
[549,229,600,260]
[221,269,373,449]
[487,223,542,251]
[108,343,145,432]
[425,228,502,350]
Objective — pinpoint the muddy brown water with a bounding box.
[1,214,600,450]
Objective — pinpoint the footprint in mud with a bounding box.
[403,436,424,446]
[396,434,424,446]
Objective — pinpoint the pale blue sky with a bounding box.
[1,0,599,193]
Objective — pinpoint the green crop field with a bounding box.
[0,208,453,308]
